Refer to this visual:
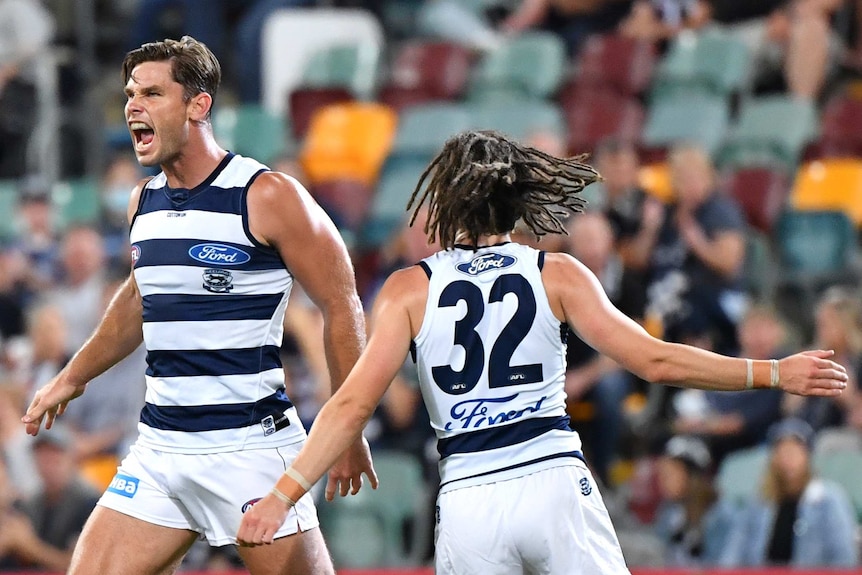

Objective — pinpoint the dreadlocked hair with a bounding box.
[406,130,601,249]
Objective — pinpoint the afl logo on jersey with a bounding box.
[188,243,251,266]
[242,498,262,513]
[202,268,234,293]
[457,252,517,276]
[130,244,141,265]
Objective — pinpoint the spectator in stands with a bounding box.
[696,0,845,100]
[785,285,862,431]
[620,0,708,46]
[647,143,746,355]
[21,303,68,395]
[672,305,787,463]
[0,424,100,572]
[0,0,54,178]
[13,179,60,296]
[45,225,106,355]
[720,417,858,567]
[652,435,735,567]
[563,211,636,486]
[0,245,26,379]
[99,152,143,269]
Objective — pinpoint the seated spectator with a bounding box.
[646,143,746,355]
[0,424,100,572]
[785,285,862,432]
[12,179,60,297]
[652,435,735,567]
[672,305,787,463]
[720,418,858,567]
[620,0,708,46]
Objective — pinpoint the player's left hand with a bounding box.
[325,435,378,501]
[236,493,291,547]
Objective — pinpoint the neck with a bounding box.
[456,232,512,247]
[162,129,227,189]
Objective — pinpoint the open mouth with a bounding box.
[130,121,155,151]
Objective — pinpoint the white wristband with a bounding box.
[770,359,780,389]
[271,487,296,507]
[284,466,312,492]
[745,359,754,390]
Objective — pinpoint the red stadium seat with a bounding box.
[561,87,645,156]
[572,33,657,97]
[288,86,355,140]
[313,179,375,232]
[804,94,862,160]
[386,40,474,97]
[721,166,790,234]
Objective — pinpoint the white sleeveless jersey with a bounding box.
[415,243,583,492]
[129,153,306,453]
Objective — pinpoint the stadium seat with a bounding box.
[651,29,751,99]
[300,102,398,186]
[716,445,769,505]
[805,93,862,160]
[52,178,100,229]
[0,180,17,240]
[721,166,790,234]
[287,86,354,140]
[742,228,777,300]
[299,43,381,99]
[362,155,430,248]
[391,102,472,159]
[641,93,729,156]
[790,159,862,227]
[213,104,289,163]
[813,451,862,522]
[720,96,819,169]
[312,179,375,233]
[562,88,645,155]
[467,31,566,101]
[468,99,565,141]
[318,450,430,567]
[574,33,657,97]
[386,40,474,101]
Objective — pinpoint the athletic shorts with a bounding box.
[98,442,319,546]
[434,462,630,575]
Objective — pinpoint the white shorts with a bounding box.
[434,462,630,575]
[98,443,319,546]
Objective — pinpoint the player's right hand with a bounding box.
[21,376,86,436]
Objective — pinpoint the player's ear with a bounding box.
[188,92,212,122]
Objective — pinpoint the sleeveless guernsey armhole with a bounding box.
[239,168,279,254]
[418,261,432,278]
[129,176,155,231]
[538,251,546,270]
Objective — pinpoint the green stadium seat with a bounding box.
[361,155,430,248]
[392,102,471,158]
[0,180,18,241]
[641,93,730,156]
[813,451,862,522]
[651,30,752,99]
[213,104,290,164]
[467,99,565,141]
[742,228,776,300]
[720,95,819,169]
[52,178,100,229]
[716,445,769,505]
[300,43,381,100]
[467,31,566,100]
[318,450,430,567]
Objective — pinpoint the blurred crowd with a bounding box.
[2,0,862,571]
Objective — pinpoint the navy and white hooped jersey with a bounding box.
[414,242,583,492]
[129,153,306,453]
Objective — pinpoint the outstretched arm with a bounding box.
[236,267,422,546]
[22,180,147,435]
[246,172,370,499]
[543,252,848,395]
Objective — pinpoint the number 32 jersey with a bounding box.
[415,242,584,493]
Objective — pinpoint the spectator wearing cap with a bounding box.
[12,178,60,297]
[720,418,859,567]
[0,423,99,571]
[651,435,736,567]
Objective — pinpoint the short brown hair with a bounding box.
[122,35,221,118]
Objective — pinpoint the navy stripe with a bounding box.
[138,184,246,216]
[418,261,432,279]
[140,388,294,432]
[440,451,586,489]
[146,345,282,377]
[133,238,285,271]
[241,169,279,254]
[142,293,284,323]
[538,250,545,270]
[437,415,572,459]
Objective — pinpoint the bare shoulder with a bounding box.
[540,251,597,320]
[247,170,309,207]
[127,176,153,222]
[374,266,430,337]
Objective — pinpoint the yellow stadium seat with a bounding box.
[80,454,120,491]
[790,158,862,226]
[300,102,398,186]
[638,162,673,203]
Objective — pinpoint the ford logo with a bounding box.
[457,253,517,276]
[188,243,251,265]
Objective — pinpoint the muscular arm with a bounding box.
[543,252,847,395]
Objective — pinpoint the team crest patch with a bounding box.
[202,268,233,293]
[456,252,517,276]
[579,477,592,496]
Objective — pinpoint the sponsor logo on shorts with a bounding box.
[456,252,517,276]
[579,477,592,496]
[107,473,140,498]
[242,498,262,513]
